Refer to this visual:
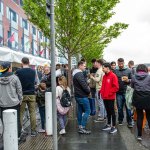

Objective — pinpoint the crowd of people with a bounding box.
[0,56,150,145]
[73,58,150,141]
[0,57,70,144]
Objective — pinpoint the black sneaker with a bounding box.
[31,130,38,137]
[118,121,123,126]
[78,128,91,134]
[128,122,133,128]
[102,125,111,131]
[18,135,26,144]
[109,127,117,134]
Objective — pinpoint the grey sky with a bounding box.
[104,0,150,64]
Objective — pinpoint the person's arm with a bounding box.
[76,73,90,94]
[15,76,23,102]
[91,71,103,83]
[131,76,135,88]
[110,75,119,93]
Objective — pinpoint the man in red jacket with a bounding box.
[100,63,119,134]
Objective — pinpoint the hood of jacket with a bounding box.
[72,69,82,77]
[135,72,148,80]
[0,72,14,85]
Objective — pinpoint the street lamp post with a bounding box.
[46,0,58,150]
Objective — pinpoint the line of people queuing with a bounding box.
[73,58,150,141]
[0,57,71,144]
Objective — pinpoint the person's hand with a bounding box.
[122,76,129,82]
[90,74,94,79]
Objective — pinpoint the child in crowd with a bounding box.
[36,80,47,133]
[56,76,71,135]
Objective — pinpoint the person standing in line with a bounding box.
[89,59,98,98]
[131,64,150,141]
[0,62,26,143]
[16,57,37,137]
[73,61,91,134]
[36,80,48,133]
[56,76,71,135]
[100,63,119,133]
[114,58,133,127]
[110,61,116,72]
[90,59,106,122]
[128,60,136,76]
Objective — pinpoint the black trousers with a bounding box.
[90,88,96,98]
[104,100,116,126]
[136,108,150,136]
[0,104,21,138]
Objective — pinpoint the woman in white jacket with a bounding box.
[56,76,71,135]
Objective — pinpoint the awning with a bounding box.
[0,47,51,66]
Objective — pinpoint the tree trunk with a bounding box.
[68,55,72,89]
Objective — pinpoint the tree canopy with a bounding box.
[23,0,128,64]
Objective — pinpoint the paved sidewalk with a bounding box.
[59,118,127,150]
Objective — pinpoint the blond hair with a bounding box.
[58,76,68,89]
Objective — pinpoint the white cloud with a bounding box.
[104,0,150,64]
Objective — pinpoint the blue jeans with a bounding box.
[39,106,45,129]
[57,113,67,129]
[75,97,91,128]
[116,94,132,123]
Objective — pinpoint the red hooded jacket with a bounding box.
[100,71,119,100]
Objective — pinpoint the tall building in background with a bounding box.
[0,0,50,59]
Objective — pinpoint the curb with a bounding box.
[118,125,148,150]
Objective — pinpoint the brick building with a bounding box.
[0,0,50,60]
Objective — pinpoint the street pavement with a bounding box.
[59,117,149,150]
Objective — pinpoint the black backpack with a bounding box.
[60,88,71,107]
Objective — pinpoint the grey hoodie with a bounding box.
[131,72,150,91]
[0,73,23,107]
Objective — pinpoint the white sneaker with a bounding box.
[38,129,45,133]
[59,129,66,135]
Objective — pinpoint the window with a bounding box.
[20,0,23,6]
[22,19,28,30]
[0,2,4,15]
[39,31,42,39]
[13,0,18,4]
[10,9,17,22]
[32,26,36,35]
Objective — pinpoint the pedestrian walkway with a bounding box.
[58,118,127,150]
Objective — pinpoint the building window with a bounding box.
[20,0,23,6]
[39,31,42,39]
[10,9,17,22]
[32,26,36,35]
[0,2,4,15]
[22,19,28,30]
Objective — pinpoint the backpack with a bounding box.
[60,88,71,107]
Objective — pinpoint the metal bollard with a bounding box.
[45,92,53,135]
[3,109,18,150]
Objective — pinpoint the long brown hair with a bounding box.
[58,76,68,89]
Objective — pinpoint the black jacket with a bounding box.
[131,72,150,109]
[114,67,131,94]
[41,72,51,88]
[73,69,90,98]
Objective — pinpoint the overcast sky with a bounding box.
[104,0,150,64]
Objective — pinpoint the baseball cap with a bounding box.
[0,61,11,73]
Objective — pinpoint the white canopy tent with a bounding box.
[0,47,51,66]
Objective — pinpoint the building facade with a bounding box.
[0,0,50,59]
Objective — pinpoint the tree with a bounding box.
[23,0,128,86]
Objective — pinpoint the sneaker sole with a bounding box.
[110,130,117,134]
[102,128,111,131]
[78,131,91,134]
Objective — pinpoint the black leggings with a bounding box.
[136,108,150,136]
[104,100,116,126]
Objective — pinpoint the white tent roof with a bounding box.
[0,47,51,66]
